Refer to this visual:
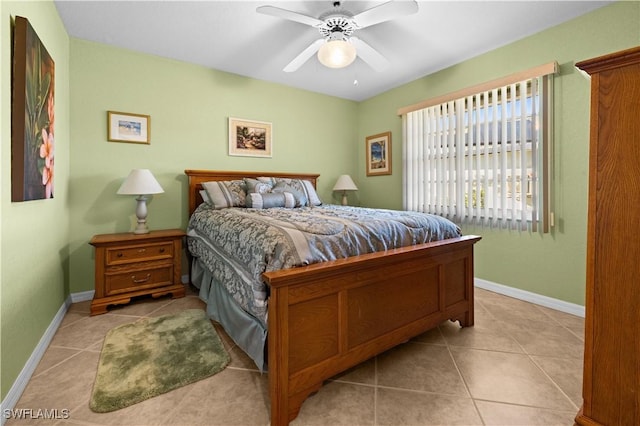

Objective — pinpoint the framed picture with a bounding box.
[11,16,55,201]
[366,131,392,176]
[228,117,272,158]
[107,111,150,144]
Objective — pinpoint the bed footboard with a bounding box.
[263,235,481,425]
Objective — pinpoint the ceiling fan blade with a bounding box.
[352,0,419,29]
[284,39,326,72]
[256,5,323,27]
[350,37,390,71]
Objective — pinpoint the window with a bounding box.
[399,63,556,232]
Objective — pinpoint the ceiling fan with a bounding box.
[256,0,419,72]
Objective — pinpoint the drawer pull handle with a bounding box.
[131,274,151,284]
[117,253,123,258]
[159,248,165,253]
[137,248,146,253]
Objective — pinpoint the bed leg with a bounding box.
[453,308,474,328]
[270,382,322,426]
[289,382,322,423]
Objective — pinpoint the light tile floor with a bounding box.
[6,287,584,425]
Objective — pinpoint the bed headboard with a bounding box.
[185,170,321,216]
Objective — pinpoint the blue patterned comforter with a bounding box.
[187,204,461,325]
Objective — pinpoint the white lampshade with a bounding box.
[117,169,164,195]
[317,40,356,69]
[333,174,358,206]
[333,174,358,191]
[117,169,164,234]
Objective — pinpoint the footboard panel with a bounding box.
[347,263,441,348]
[264,235,481,425]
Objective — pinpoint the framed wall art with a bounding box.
[228,117,272,158]
[107,111,150,144]
[366,131,392,176]
[11,16,55,201]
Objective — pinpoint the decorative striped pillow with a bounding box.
[245,192,296,209]
[272,178,322,207]
[201,180,246,209]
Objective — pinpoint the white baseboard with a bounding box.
[0,295,72,425]
[475,278,585,318]
[70,290,94,303]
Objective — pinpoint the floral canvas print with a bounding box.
[12,16,55,201]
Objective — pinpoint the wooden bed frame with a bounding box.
[185,169,481,425]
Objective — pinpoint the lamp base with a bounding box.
[133,195,151,234]
[133,224,150,234]
[341,192,348,206]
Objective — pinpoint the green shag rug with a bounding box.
[90,309,230,413]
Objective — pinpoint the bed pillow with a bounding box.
[272,178,322,207]
[244,177,272,194]
[272,182,306,207]
[256,177,278,188]
[199,189,212,205]
[299,179,322,206]
[245,192,296,209]
[202,180,246,209]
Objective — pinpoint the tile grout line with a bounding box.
[527,356,581,413]
[534,303,586,342]
[484,297,582,413]
[442,324,487,426]
[528,302,584,412]
[30,350,86,381]
[471,397,579,414]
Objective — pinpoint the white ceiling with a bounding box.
[54,0,611,101]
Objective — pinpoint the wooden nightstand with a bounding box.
[90,229,186,315]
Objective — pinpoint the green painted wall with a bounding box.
[357,1,640,305]
[67,39,359,294]
[1,0,638,406]
[1,1,70,399]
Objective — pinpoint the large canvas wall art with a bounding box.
[12,16,55,201]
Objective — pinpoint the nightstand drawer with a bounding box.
[106,242,174,265]
[90,229,186,315]
[105,265,173,296]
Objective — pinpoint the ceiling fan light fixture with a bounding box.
[317,39,356,69]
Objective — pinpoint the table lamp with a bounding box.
[333,174,358,206]
[117,169,164,234]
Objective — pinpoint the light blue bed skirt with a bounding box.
[191,258,268,371]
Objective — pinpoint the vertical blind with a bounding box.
[400,63,556,232]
